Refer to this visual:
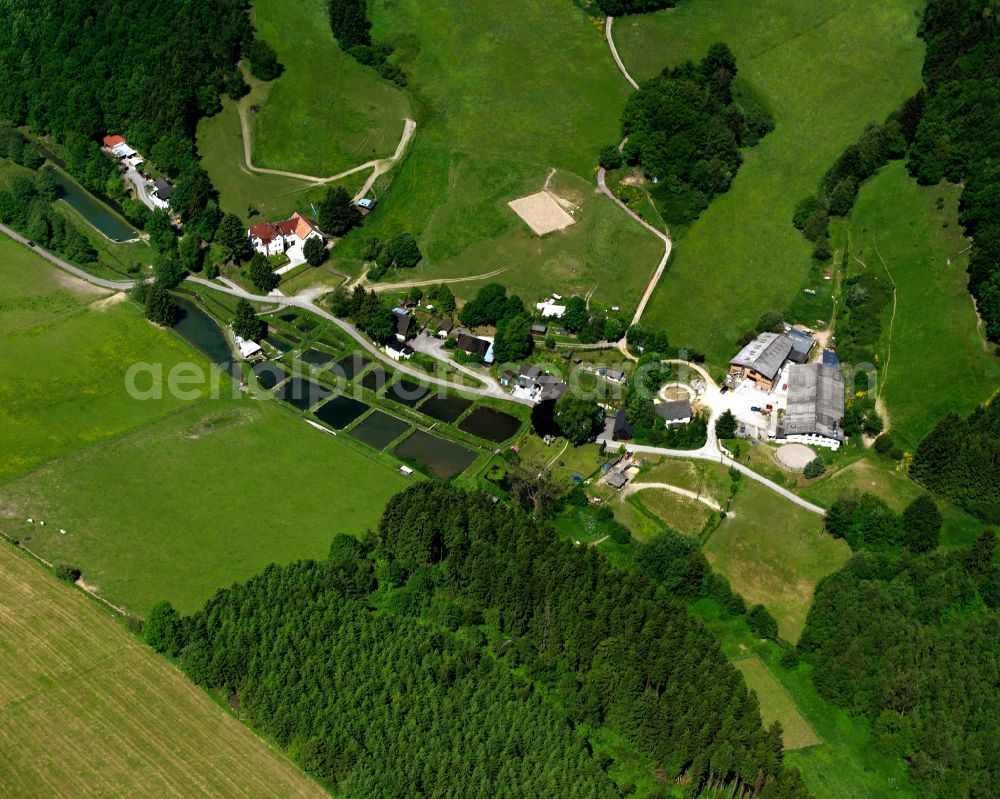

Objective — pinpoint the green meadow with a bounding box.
[0,398,410,614]
[328,0,664,310]
[0,295,210,484]
[614,0,925,364]
[251,0,411,177]
[0,236,107,333]
[847,161,1000,447]
[704,478,850,643]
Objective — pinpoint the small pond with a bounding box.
[361,367,392,392]
[51,169,139,242]
[251,362,288,391]
[333,354,370,380]
[314,395,369,429]
[279,313,298,324]
[275,377,332,411]
[458,407,522,442]
[265,334,294,353]
[350,411,411,450]
[419,395,472,424]
[393,430,477,479]
[387,378,429,407]
[298,348,335,366]
[173,298,233,366]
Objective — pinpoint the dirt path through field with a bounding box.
[237,99,416,197]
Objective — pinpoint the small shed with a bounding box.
[606,471,629,490]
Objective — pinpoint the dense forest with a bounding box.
[910,0,1000,340]
[911,397,1000,522]
[159,483,810,798]
[0,0,255,239]
[616,43,773,224]
[0,1,249,148]
[794,0,1000,338]
[798,536,1000,798]
[594,0,677,15]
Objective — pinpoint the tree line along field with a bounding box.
[614,0,925,365]
[327,0,663,309]
[845,161,1000,448]
[0,544,328,799]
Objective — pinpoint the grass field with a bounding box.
[0,236,107,333]
[615,0,925,364]
[733,656,820,749]
[317,0,663,311]
[0,398,410,615]
[628,487,716,537]
[251,0,411,177]
[0,295,211,483]
[0,544,328,798]
[704,480,850,642]
[847,161,1000,446]
[197,99,362,220]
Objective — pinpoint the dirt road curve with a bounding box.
[605,17,640,90]
[238,105,416,199]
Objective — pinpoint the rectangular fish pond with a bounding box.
[349,411,411,450]
[387,378,429,407]
[297,348,336,366]
[251,362,288,391]
[360,367,392,392]
[419,395,472,424]
[275,377,332,411]
[458,407,523,442]
[393,430,477,479]
[333,354,371,380]
[313,395,369,429]
[265,333,295,353]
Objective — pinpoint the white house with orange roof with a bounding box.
[247,212,324,267]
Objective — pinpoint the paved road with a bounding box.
[0,223,134,290]
[4,225,824,508]
[184,277,530,405]
[408,331,500,390]
[600,436,826,516]
[124,166,159,212]
[605,16,640,90]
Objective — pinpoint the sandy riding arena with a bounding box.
[508,191,576,236]
[775,443,816,471]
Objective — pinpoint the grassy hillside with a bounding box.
[615,0,925,364]
[704,478,850,643]
[250,0,411,177]
[0,544,328,798]
[330,0,663,309]
[1,399,410,615]
[846,161,1000,447]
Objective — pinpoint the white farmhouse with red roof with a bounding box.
[247,212,324,262]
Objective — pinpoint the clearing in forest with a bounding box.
[704,479,850,643]
[733,656,820,750]
[615,0,925,365]
[0,544,327,799]
[846,161,1000,448]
